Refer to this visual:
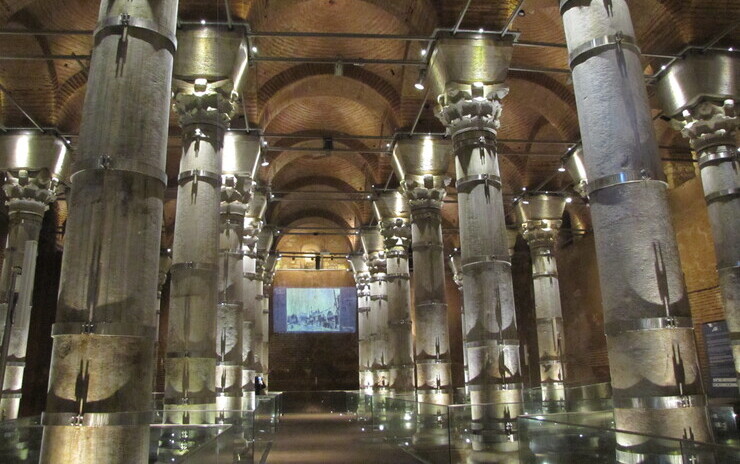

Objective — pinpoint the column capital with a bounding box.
[3,171,59,207]
[379,217,411,252]
[676,99,738,152]
[436,85,508,133]
[173,85,236,130]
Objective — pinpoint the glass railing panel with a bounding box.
[0,416,42,464]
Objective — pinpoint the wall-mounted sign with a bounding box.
[702,321,737,398]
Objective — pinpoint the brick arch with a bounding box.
[260,70,400,128]
[274,215,356,252]
[264,132,384,187]
[249,0,437,36]
[269,185,366,229]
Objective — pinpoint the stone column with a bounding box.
[393,136,453,404]
[560,0,712,456]
[448,249,468,395]
[164,26,246,423]
[429,35,522,453]
[360,227,388,391]
[0,132,68,420]
[154,248,172,394]
[261,251,277,386]
[657,51,740,391]
[349,253,374,391]
[516,194,568,407]
[374,190,415,395]
[39,1,178,461]
[254,226,275,384]
[215,133,261,414]
[242,189,267,410]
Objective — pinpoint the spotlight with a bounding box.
[565,197,573,204]
[251,46,258,53]
[730,47,735,52]
[558,166,566,172]
[261,160,270,167]
[478,28,484,33]
[414,69,427,90]
[200,19,206,25]
[420,48,428,56]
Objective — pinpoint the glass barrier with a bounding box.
[518,415,740,464]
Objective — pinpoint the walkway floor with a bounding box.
[259,412,421,464]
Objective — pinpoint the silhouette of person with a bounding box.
[255,376,267,395]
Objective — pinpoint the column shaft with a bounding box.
[385,247,414,394]
[529,242,565,402]
[436,93,522,449]
[216,202,247,413]
[0,199,46,419]
[410,205,452,403]
[561,0,712,453]
[165,123,223,418]
[369,267,389,389]
[681,99,740,390]
[40,1,178,461]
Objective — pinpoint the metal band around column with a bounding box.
[385,273,410,281]
[170,262,218,273]
[604,316,694,336]
[698,150,737,168]
[71,156,168,186]
[468,383,522,392]
[532,272,558,279]
[178,169,221,186]
[569,32,640,68]
[94,14,177,52]
[42,411,153,427]
[705,188,740,204]
[587,170,666,195]
[456,173,502,193]
[461,254,511,270]
[52,322,157,338]
[411,242,444,252]
[613,394,706,410]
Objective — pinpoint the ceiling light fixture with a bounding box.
[414,69,427,90]
[261,160,270,167]
[565,197,573,204]
[420,48,428,56]
[558,166,566,172]
[251,46,258,53]
[200,19,206,25]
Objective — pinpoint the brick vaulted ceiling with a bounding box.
[0,0,738,258]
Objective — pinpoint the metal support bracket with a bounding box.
[178,169,221,186]
[71,156,168,186]
[52,321,156,338]
[569,32,641,69]
[456,173,502,193]
[587,169,666,195]
[41,411,153,427]
[613,394,706,410]
[95,14,177,53]
[604,316,694,336]
[170,261,218,273]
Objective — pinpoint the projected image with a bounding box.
[273,287,356,333]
